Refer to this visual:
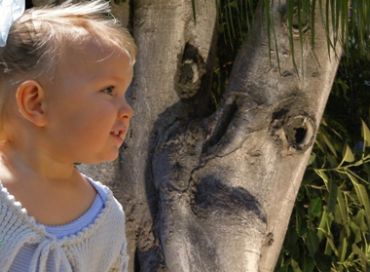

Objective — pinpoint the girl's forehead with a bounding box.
[56,39,131,74]
[51,39,132,85]
[62,39,128,64]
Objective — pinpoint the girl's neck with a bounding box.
[0,141,77,184]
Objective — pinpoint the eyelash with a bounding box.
[101,86,115,96]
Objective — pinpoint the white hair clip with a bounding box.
[0,0,25,47]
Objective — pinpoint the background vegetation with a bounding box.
[214,1,369,271]
[277,36,370,272]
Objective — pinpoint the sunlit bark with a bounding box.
[55,0,342,271]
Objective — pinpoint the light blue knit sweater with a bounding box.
[0,176,128,272]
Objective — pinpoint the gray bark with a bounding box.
[76,0,342,271]
[82,1,217,271]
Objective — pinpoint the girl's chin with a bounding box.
[78,151,120,165]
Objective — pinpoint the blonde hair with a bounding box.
[1,0,136,76]
[0,0,137,137]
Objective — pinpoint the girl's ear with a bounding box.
[15,80,47,127]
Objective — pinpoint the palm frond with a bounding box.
[209,0,370,69]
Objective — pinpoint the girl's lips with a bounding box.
[110,129,125,146]
[111,134,124,147]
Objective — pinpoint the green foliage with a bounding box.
[276,41,370,272]
[210,0,369,109]
[211,0,258,108]
[213,0,369,76]
[216,0,258,53]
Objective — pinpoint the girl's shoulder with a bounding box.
[79,173,126,227]
[82,174,111,202]
[61,173,126,248]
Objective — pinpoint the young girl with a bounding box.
[0,1,136,271]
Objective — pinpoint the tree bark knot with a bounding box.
[270,109,315,154]
[175,43,206,99]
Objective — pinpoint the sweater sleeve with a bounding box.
[109,241,129,272]
[109,203,129,272]
[120,244,129,272]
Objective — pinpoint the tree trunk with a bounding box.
[79,0,342,271]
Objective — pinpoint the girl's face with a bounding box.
[41,40,134,164]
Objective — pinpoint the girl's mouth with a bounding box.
[110,129,125,146]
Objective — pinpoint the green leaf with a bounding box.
[320,128,338,156]
[284,228,299,258]
[315,254,332,272]
[303,255,315,272]
[308,153,316,166]
[351,244,368,268]
[339,237,348,262]
[308,197,322,218]
[361,119,370,147]
[317,208,329,241]
[349,221,362,244]
[354,209,368,232]
[325,237,338,256]
[339,144,355,166]
[291,259,303,272]
[327,180,338,213]
[314,169,329,188]
[336,189,349,225]
[306,230,319,257]
[346,173,370,226]
[354,184,370,227]
[295,206,307,236]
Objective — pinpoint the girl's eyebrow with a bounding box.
[90,75,126,84]
[108,75,127,83]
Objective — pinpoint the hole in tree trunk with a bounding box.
[175,43,205,99]
[284,115,315,151]
[294,127,306,145]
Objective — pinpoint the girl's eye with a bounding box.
[101,86,115,96]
